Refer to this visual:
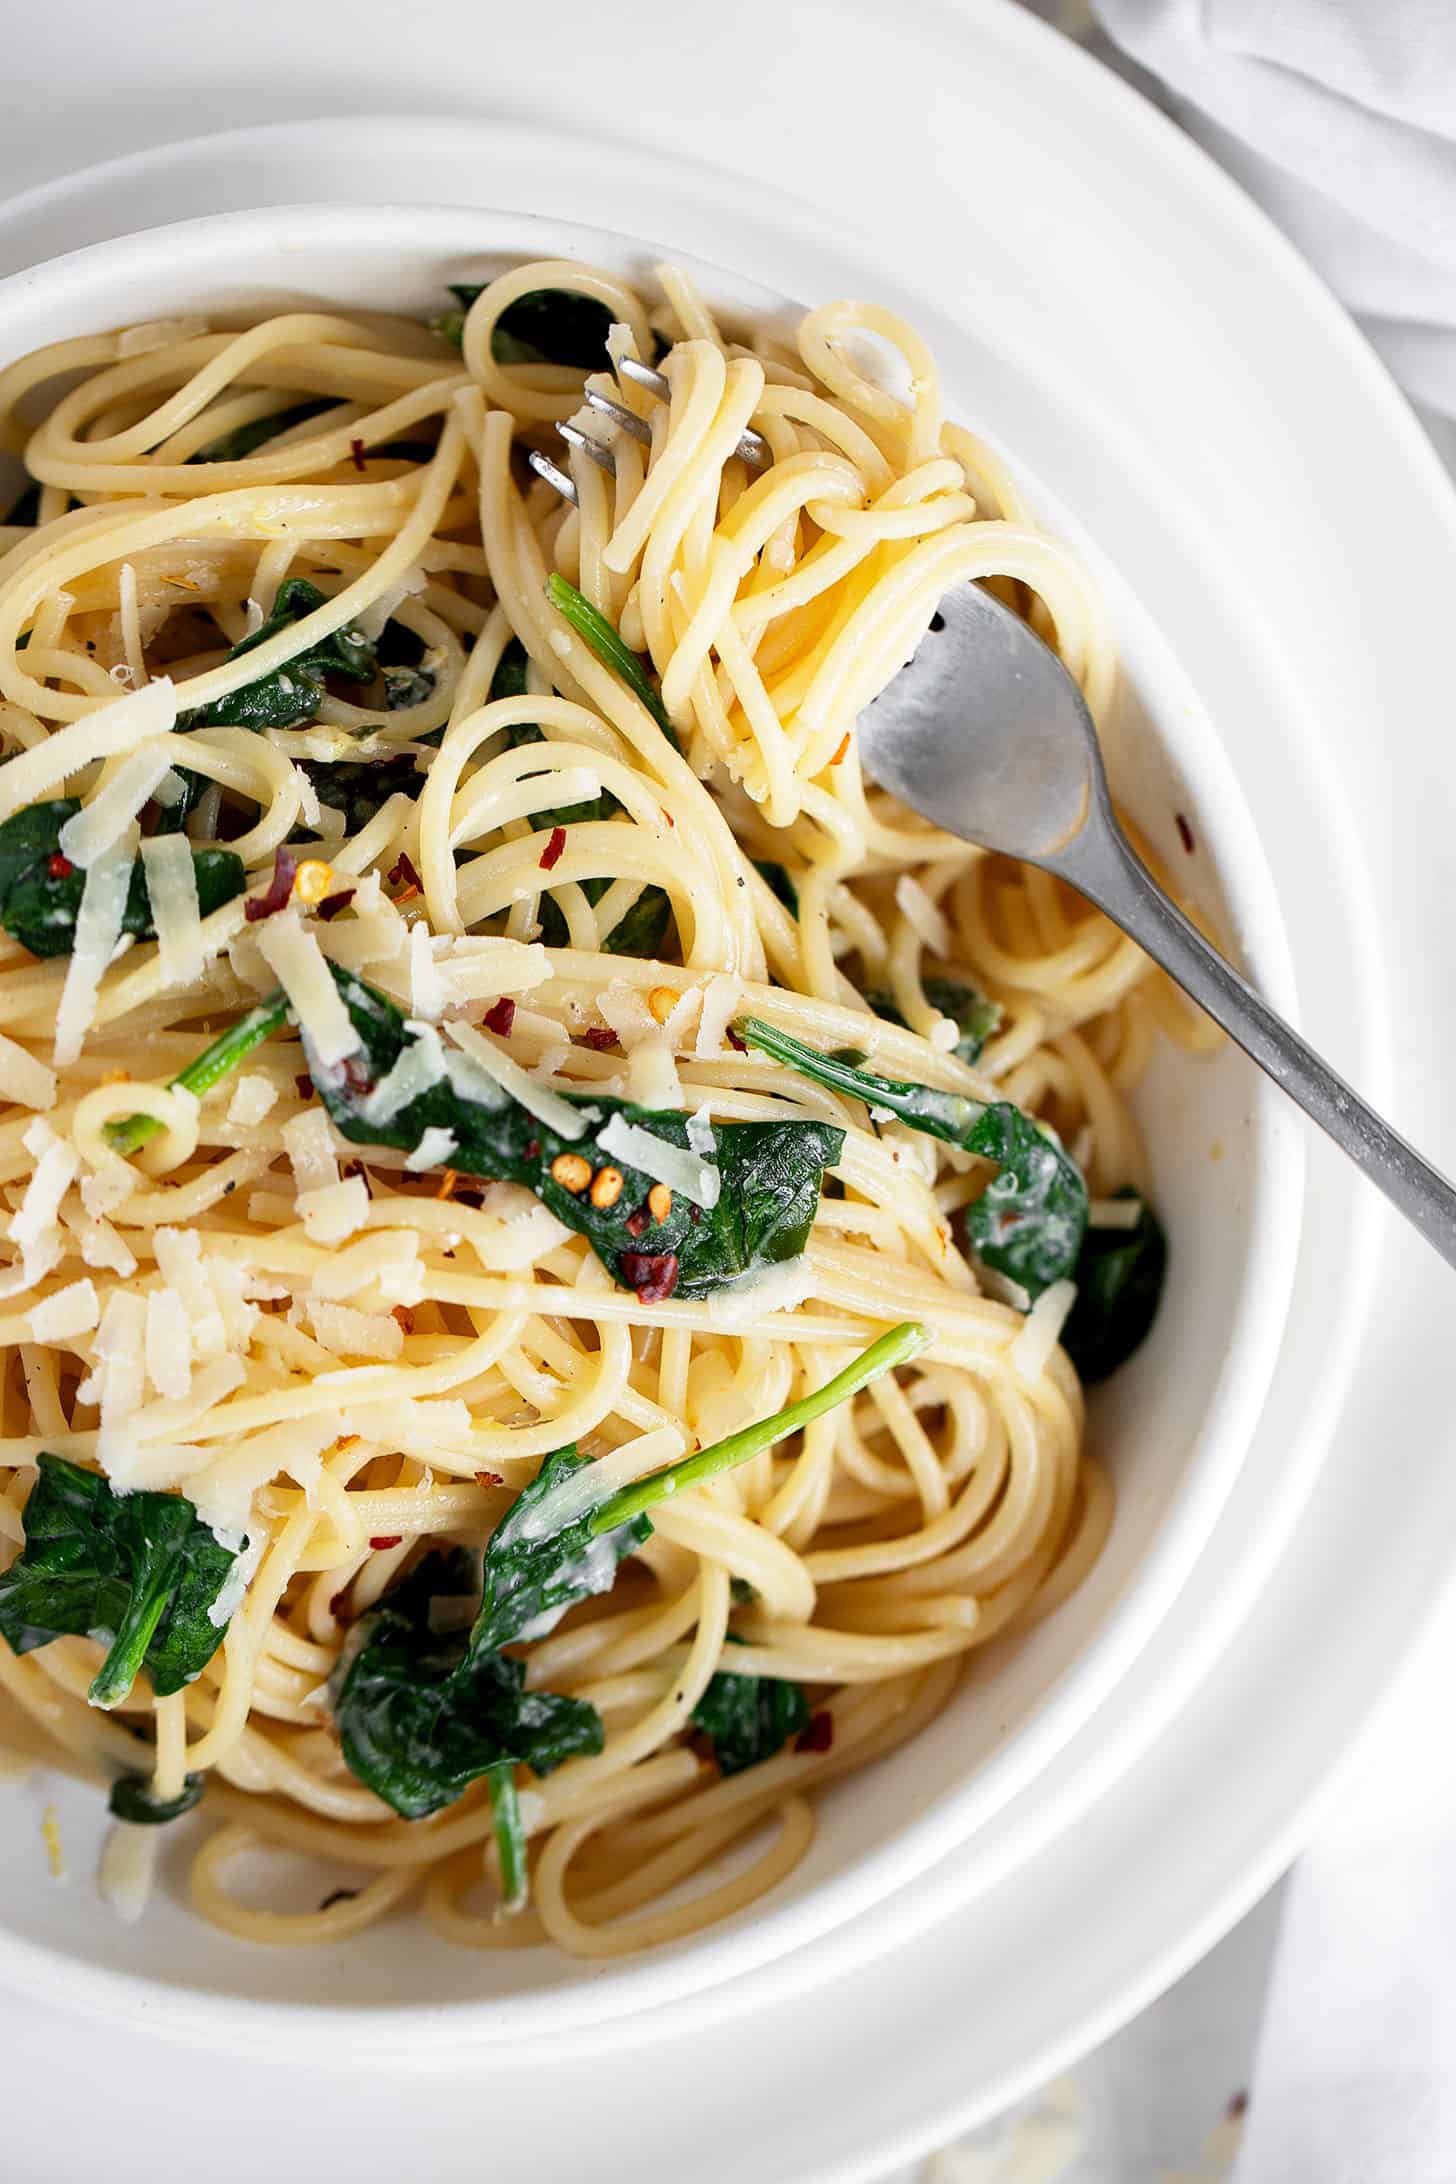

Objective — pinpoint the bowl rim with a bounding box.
[0,194,1305,2048]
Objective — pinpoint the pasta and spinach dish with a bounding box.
[0,259,1204,1956]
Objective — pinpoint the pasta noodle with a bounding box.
[0,258,1209,1962]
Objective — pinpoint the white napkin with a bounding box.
[1091,0,1456,415]
[1231,1569,1456,2181]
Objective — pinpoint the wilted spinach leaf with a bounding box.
[333,1549,603,1820]
[736,1015,1086,1300]
[190,399,332,464]
[313,969,844,1302]
[180,576,376,736]
[473,1447,651,1654]
[1062,1190,1167,1382]
[0,1455,239,1709]
[431,283,614,370]
[866,977,1001,1067]
[0,798,246,959]
[691,1642,810,1776]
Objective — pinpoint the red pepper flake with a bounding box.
[369,1535,402,1550]
[525,1138,540,1160]
[688,1202,701,1224]
[660,808,675,829]
[390,1305,414,1335]
[341,1054,375,1097]
[624,1206,649,1239]
[483,996,516,1036]
[349,437,367,473]
[797,1711,834,1754]
[726,1027,747,1052]
[244,843,298,922]
[830,732,850,766]
[619,1249,679,1302]
[328,1589,352,1621]
[316,887,356,922]
[47,852,74,880]
[1175,811,1196,855]
[539,824,566,872]
[579,1025,618,1051]
[387,850,423,901]
[474,1469,504,1488]
[294,1073,315,1101]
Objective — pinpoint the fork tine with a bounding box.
[558,420,617,476]
[582,387,654,447]
[617,354,671,400]
[527,447,578,505]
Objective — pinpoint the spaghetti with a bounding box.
[0,259,1212,1959]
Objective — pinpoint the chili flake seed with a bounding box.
[293,858,335,906]
[550,1151,593,1194]
[435,1168,460,1200]
[830,732,850,765]
[369,1535,402,1551]
[647,1182,673,1222]
[539,824,567,872]
[647,985,678,1025]
[483,996,516,1036]
[589,1165,624,1210]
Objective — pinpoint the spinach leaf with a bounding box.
[0,798,245,959]
[180,577,376,736]
[866,977,1001,1067]
[0,1455,239,1709]
[432,283,614,370]
[109,1772,206,1824]
[315,968,844,1301]
[485,1758,528,1913]
[298,752,423,838]
[691,1642,809,1776]
[1062,1190,1167,1383]
[753,860,799,917]
[190,399,332,465]
[473,1446,651,1654]
[492,637,673,954]
[736,1015,1086,1300]
[333,1549,603,1821]
[383,665,435,712]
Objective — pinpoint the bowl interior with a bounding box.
[0,203,1302,2043]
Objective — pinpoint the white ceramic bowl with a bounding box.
[0,203,1302,2045]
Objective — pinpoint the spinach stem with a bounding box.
[486,1759,528,1915]
[89,1569,175,1709]
[107,990,290,1157]
[590,1320,931,1534]
[545,572,680,749]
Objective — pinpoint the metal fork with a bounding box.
[527,355,770,505]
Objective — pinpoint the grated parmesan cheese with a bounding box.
[0,1031,56,1112]
[627,1039,681,1110]
[9,1138,79,1255]
[409,921,447,1019]
[226,1073,279,1128]
[60,1202,137,1277]
[894,874,952,959]
[29,1279,100,1343]
[406,1127,457,1171]
[444,1020,586,1139]
[297,1175,370,1246]
[281,1107,340,1195]
[144,1288,194,1400]
[257,911,363,1069]
[703,1257,817,1329]
[358,1020,445,1124]
[80,1155,135,1221]
[1008,1278,1078,1380]
[597,1112,721,1209]
[0,678,178,830]
[307,1299,405,1360]
[91,1290,147,1420]
[154,1227,224,1359]
[139,833,205,988]
[59,746,177,868]
[206,1532,263,1628]
[54,827,140,1068]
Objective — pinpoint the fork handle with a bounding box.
[1052,810,1456,1272]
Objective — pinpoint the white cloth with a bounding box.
[1092,0,1456,414]
[1232,1570,1456,2182]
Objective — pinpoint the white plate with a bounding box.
[0,2,1451,2174]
